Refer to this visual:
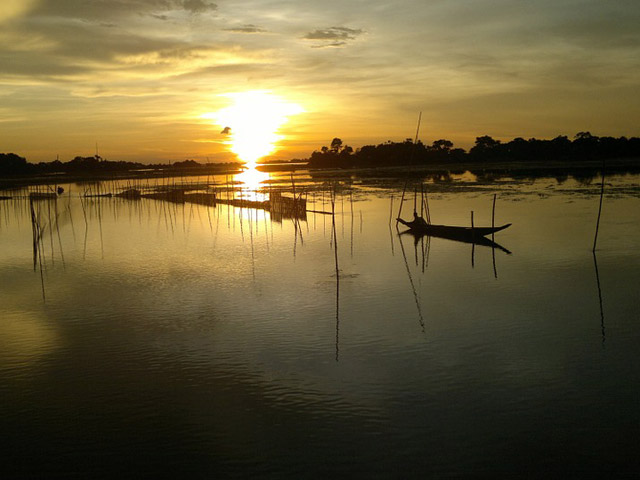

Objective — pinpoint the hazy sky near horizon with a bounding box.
[1,0,639,163]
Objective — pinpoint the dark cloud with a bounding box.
[311,42,347,49]
[48,25,183,62]
[31,0,216,20]
[304,27,364,41]
[181,0,217,14]
[33,1,167,20]
[0,51,90,80]
[0,15,229,83]
[171,62,279,81]
[224,24,266,34]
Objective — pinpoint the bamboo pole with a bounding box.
[331,196,340,362]
[423,186,431,224]
[396,112,422,223]
[491,193,496,242]
[397,184,407,224]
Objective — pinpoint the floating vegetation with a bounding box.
[29,192,58,200]
[115,188,142,200]
[84,193,113,198]
[183,192,217,207]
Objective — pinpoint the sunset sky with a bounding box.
[1,0,639,163]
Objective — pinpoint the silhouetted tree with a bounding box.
[431,139,453,151]
[573,131,600,160]
[340,145,354,157]
[470,136,503,160]
[0,153,31,175]
[575,131,594,140]
[172,159,200,168]
[307,138,356,168]
[330,137,343,154]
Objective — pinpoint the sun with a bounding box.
[203,91,304,167]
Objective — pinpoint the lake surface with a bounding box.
[1,170,639,477]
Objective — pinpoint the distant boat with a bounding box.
[397,217,511,240]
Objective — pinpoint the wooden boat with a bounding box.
[397,217,511,240]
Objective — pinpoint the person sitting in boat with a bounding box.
[413,211,428,228]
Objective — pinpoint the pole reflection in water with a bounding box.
[331,193,340,362]
[27,193,75,302]
[29,199,46,301]
[593,251,606,345]
[397,226,426,333]
[395,220,514,334]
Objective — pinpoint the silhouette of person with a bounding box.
[413,211,428,227]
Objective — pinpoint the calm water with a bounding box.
[1,171,639,477]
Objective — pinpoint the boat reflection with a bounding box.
[398,228,512,255]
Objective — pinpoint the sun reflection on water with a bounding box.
[233,167,271,202]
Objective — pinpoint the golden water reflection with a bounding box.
[1,312,60,371]
[233,167,271,202]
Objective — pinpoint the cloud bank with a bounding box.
[0,0,638,162]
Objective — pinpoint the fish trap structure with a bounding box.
[266,191,307,222]
[87,183,310,222]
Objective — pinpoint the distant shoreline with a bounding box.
[0,163,244,190]
[2,157,639,191]
[3,133,639,189]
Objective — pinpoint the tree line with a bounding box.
[2,132,639,176]
[0,154,240,176]
[307,133,640,168]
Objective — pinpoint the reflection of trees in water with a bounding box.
[308,164,639,191]
[429,172,453,183]
[554,173,569,184]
